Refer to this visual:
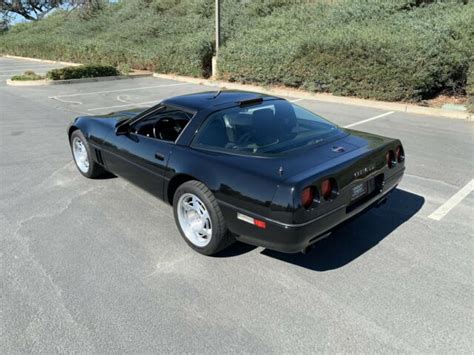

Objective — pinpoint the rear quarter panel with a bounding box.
[167,146,283,218]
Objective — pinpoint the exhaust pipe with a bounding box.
[302,232,332,254]
[376,196,387,208]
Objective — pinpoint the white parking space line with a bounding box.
[428,179,474,221]
[50,96,84,105]
[0,64,57,69]
[87,100,158,111]
[0,65,62,71]
[289,98,304,103]
[343,111,395,128]
[49,83,189,99]
[116,95,132,103]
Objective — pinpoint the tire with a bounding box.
[70,130,105,178]
[173,180,234,255]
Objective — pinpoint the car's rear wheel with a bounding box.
[173,180,234,255]
[70,130,105,178]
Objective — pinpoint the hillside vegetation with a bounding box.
[0,0,472,102]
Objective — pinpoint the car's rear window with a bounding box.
[192,100,340,156]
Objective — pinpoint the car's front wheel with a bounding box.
[70,130,105,178]
[173,180,234,255]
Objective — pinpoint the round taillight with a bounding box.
[321,178,334,200]
[396,145,405,163]
[386,150,396,168]
[301,186,316,209]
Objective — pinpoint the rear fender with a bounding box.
[289,139,404,224]
[167,145,281,219]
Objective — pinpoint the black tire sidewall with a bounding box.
[70,130,94,178]
[173,181,227,256]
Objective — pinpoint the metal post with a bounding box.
[215,0,221,57]
[212,0,221,78]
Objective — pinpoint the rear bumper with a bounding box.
[219,169,404,253]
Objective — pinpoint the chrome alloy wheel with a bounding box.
[177,193,212,247]
[72,136,90,173]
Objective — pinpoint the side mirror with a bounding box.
[115,122,131,136]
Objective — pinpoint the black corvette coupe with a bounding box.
[68,91,405,255]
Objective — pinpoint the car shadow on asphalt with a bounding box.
[214,240,258,257]
[260,188,424,271]
[94,171,117,180]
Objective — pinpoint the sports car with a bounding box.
[68,90,405,255]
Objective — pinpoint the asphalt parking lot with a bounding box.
[1,57,473,353]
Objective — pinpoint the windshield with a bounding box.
[193,100,340,156]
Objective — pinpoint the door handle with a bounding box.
[155,152,165,161]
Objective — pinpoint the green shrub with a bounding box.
[467,65,474,113]
[11,71,44,81]
[117,63,131,74]
[218,0,473,102]
[46,64,120,80]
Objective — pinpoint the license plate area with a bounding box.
[351,181,368,201]
[347,174,385,213]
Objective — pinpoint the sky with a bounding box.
[2,0,119,25]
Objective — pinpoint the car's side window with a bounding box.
[132,106,192,142]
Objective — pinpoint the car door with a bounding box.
[103,133,172,199]
[101,106,191,200]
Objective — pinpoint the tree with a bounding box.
[0,18,8,31]
[0,0,106,23]
[72,0,105,19]
[0,1,64,21]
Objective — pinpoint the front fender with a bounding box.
[68,116,117,147]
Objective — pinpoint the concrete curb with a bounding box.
[7,73,153,86]
[154,73,472,121]
[2,54,81,66]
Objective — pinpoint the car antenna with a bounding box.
[212,88,224,99]
[278,166,284,176]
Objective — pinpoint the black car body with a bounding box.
[68,91,405,254]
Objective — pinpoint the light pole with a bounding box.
[215,0,221,55]
[212,0,221,78]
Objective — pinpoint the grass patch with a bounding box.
[11,70,45,81]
